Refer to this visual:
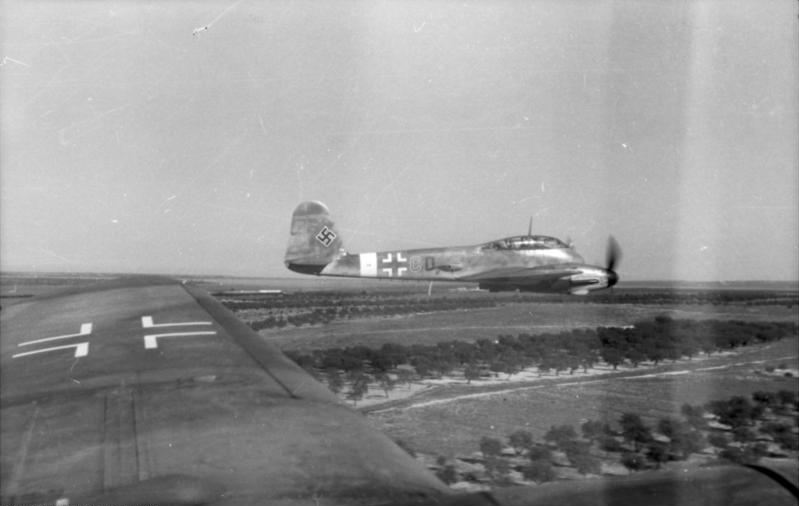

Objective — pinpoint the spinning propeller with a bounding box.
[605,235,622,287]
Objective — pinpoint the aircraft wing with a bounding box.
[0,276,449,505]
[3,276,797,506]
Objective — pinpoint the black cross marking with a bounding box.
[315,226,337,247]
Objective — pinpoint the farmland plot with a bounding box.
[259,301,798,352]
[367,336,799,457]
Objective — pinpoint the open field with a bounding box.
[258,302,798,352]
[365,337,799,457]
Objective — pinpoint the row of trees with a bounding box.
[597,317,796,368]
[222,290,798,331]
[285,318,797,387]
[241,296,500,329]
[223,292,498,313]
[512,290,798,307]
[433,390,799,486]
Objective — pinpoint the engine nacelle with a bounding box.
[568,266,616,295]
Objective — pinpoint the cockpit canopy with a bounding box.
[483,235,569,251]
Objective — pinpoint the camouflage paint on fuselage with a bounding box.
[285,201,620,295]
[318,242,583,282]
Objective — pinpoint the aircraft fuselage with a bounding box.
[313,244,578,280]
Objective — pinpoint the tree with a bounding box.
[706,396,763,428]
[624,347,647,368]
[619,413,653,452]
[732,426,757,443]
[752,390,778,409]
[562,440,600,475]
[761,422,799,451]
[719,445,764,465]
[707,433,728,449]
[777,389,798,408]
[658,417,704,460]
[571,452,601,475]
[508,430,534,454]
[673,429,704,460]
[346,370,370,406]
[528,445,552,462]
[522,460,556,483]
[601,436,624,452]
[544,424,577,448]
[581,419,608,442]
[600,347,625,370]
[620,452,648,471]
[435,457,458,484]
[484,456,510,482]
[464,364,481,384]
[325,368,344,394]
[479,436,503,457]
[395,368,414,388]
[375,372,395,397]
[645,442,670,469]
[680,403,707,429]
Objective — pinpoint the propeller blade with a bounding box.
[528,217,533,237]
[606,235,622,272]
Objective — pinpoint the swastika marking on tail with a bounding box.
[315,226,337,247]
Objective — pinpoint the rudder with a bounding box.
[285,201,343,274]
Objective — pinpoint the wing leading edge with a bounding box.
[0,276,449,505]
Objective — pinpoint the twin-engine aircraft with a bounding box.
[285,201,621,294]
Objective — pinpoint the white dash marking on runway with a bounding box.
[143,331,217,349]
[141,316,212,328]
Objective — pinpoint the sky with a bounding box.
[1,0,797,282]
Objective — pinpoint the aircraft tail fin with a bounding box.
[285,201,343,275]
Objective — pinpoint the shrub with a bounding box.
[522,460,556,483]
[544,424,577,448]
[601,436,624,452]
[707,433,728,449]
[619,413,653,451]
[719,445,763,465]
[528,445,552,462]
[508,430,534,454]
[581,419,608,441]
[479,436,503,457]
[484,456,510,481]
[645,442,670,468]
[620,452,648,471]
[436,464,458,484]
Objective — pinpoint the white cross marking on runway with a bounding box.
[13,342,89,359]
[13,323,93,359]
[17,323,93,347]
[141,316,216,349]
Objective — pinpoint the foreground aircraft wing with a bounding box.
[2,276,797,506]
[0,276,448,505]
